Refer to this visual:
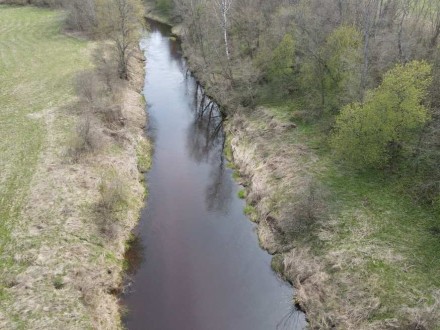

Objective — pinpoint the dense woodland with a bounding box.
[149,0,440,214]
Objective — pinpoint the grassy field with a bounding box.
[0,6,148,328]
[0,2,91,318]
[0,4,90,269]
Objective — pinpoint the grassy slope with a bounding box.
[0,5,91,292]
[270,102,440,327]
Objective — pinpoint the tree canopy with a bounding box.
[331,60,432,168]
[266,33,295,82]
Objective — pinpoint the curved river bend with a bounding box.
[122,20,306,330]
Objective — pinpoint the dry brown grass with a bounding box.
[227,108,322,253]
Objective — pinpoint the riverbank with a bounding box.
[0,6,149,329]
[122,23,305,329]
[149,11,440,330]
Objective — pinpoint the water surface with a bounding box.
[122,20,306,330]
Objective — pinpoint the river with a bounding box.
[121,20,306,330]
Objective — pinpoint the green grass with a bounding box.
[224,135,233,161]
[243,204,256,217]
[136,138,152,173]
[320,164,440,319]
[237,189,246,199]
[0,4,90,296]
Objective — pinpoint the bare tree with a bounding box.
[360,0,380,96]
[175,0,211,62]
[396,0,410,62]
[96,0,143,80]
[62,0,97,32]
[426,0,440,51]
[213,0,232,60]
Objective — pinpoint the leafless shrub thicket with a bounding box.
[278,178,327,238]
[67,64,120,161]
[96,170,127,239]
[67,115,99,162]
[60,0,97,33]
[76,66,124,124]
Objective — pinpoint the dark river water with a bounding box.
[122,20,306,330]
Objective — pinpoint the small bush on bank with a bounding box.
[98,170,127,212]
[75,63,125,129]
[61,0,97,33]
[92,46,119,92]
[279,178,327,238]
[98,104,124,127]
[67,116,99,162]
[237,189,246,199]
[52,275,64,289]
[96,169,128,239]
[75,70,106,105]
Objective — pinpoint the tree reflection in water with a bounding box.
[186,79,233,214]
[276,306,304,330]
[122,234,145,295]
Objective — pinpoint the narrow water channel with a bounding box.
[122,20,306,330]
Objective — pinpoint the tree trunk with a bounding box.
[360,0,378,98]
[215,0,232,61]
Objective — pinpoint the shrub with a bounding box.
[96,170,127,239]
[237,189,246,199]
[67,116,98,162]
[92,45,119,92]
[279,178,327,237]
[75,70,105,105]
[0,0,59,7]
[61,0,97,33]
[52,275,64,289]
[97,170,127,212]
[331,61,432,169]
[75,69,124,127]
[97,103,123,127]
